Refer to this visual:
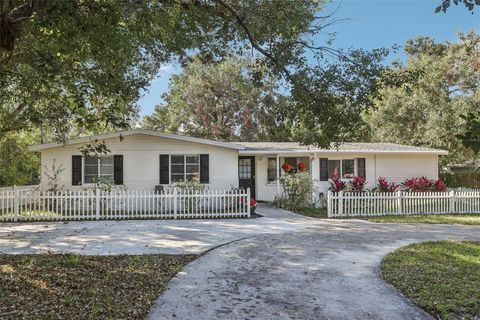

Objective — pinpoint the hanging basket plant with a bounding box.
[281,162,294,173]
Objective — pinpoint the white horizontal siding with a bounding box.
[40,134,239,191]
[375,154,438,183]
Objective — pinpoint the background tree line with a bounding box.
[143,32,480,167]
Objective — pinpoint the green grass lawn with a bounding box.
[381,241,480,320]
[0,254,196,319]
[367,214,480,225]
[294,207,328,219]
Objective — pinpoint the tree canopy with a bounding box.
[364,32,480,165]
[0,0,324,141]
[142,56,293,141]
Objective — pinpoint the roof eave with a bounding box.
[28,129,245,151]
[239,150,449,155]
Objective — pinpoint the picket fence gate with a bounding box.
[327,190,480,218]
[0,187,251,222]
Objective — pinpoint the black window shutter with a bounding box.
[200,154,209,183]
[72,155,82,185]
[159,154,170,184]
[319,158,328,181]
[357,158,366,178]
[114,155,124,185]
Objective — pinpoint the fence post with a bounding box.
[338,190,344,217]
[396,190,403,215]
[13,185,19,222]
[327,191,332,218]
[449,190,456,213]
[247,188,251,217]
[173,188,178,219]
[95,188,100,220]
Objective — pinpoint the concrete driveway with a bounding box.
[148,219,480,320]
[0,205,310,255]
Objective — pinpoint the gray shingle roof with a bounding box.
[236,142,448,154]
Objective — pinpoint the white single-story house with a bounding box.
[29,129,448,202]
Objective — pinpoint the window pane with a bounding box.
[342,159,355,179]
[186,156,199,164]
[171,155,184,164]
[186,164,199,174]
[267,158,277,182]
[285,157,297,167]
[84,166,98,175]
[238,159,252,179]
[84,156,98,165]
[238,158,252,179]
[100,166,113,175]
[171,165,184,174]
[100,156,113,165]
[171,174,184,182]
[328,160,340,178]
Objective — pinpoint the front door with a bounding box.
[238,156,256,199]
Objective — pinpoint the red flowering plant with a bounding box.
[250,199,257,207]
[377,177,398,192]
[349,176,367,192]
[281,162,294,173]
[401,177,418,191]
[297,162,307,172]
[434,179,447,191]
[401,177,447,192]
[328,173,347,192]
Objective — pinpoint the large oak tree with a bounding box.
[0,0,323,141]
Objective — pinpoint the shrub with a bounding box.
[377,177,398,192]
[328,173,347,192]
[172,179,206,192]
[349,176,367,192]
[274,171,313,210]
[434,179,447,191]
[401,177,447,192]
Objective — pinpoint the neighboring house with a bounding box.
[29,129,448,202]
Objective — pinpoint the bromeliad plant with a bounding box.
[328,173,347,192]
[349,176,367,192]
[377,177,399,192]
[401,176,447,192]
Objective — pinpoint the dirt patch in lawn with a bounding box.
[0,254,196,319]
[381,240,480,320]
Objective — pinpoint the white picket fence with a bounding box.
[0,188,251,222]
[327,190,480,218]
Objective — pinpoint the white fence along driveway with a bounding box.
[0,188,250,222]
[328,190,480,218]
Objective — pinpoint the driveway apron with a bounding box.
[148,220,480,320]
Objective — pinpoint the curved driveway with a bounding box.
[148,218,480,320]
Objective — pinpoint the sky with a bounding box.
[137,0,480,118]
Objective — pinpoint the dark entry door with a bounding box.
[238,156,256,198]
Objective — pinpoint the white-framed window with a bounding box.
[83,156,114,184]
[327,159,355,179]
[170,155,200,182]
[267,157,310,183]
[267,158,277,182]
